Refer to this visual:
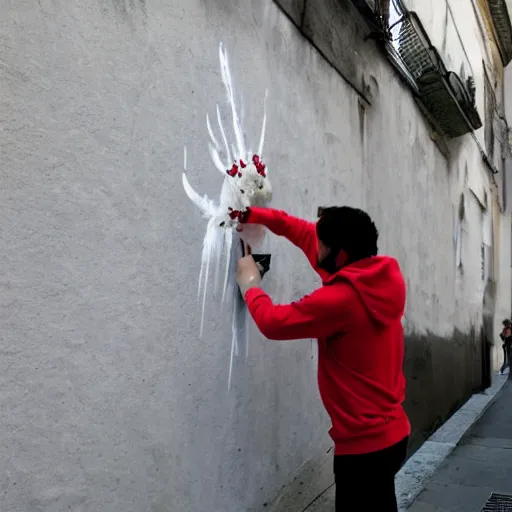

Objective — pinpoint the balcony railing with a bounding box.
[487,0,512,66]
[351,0,483,138]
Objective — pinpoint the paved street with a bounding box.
[408,380,512,511]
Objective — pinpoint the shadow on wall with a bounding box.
[404,327,482,455]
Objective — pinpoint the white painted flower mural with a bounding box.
[182,43,272,388]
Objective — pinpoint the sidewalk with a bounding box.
[408,379,512,511]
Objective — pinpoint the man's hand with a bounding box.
[236,256,262,298]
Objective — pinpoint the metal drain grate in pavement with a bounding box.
[482,493,512,511]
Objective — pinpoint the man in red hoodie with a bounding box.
[235,206,410,512]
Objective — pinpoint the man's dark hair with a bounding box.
[316,206,379,263]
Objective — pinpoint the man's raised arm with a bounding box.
[243,284,349,341]
[241,207,318,267]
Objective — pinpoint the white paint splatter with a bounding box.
[245,306,250,359]
[219,42,246,161]
[182,42,272,390]
[216,104,232,165]
[258,89,268,159]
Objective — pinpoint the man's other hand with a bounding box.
[236,256,262,297]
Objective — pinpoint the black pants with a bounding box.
[501,343,509,374]
[507,343,512,380]
[501,340,512,376]
[334,437,408,511]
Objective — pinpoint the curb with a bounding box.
[395,373,508,511]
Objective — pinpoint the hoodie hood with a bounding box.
[325,256,406,326]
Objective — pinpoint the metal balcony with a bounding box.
[487,0,512,65]
[351,0,483,138]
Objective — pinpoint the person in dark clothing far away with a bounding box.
[500,319,512,375]
[235,206,410,512]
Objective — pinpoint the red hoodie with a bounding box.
[243,207,410,455]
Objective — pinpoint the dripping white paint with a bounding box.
[182,42,272,389]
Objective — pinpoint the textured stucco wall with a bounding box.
[403,0,512,365]
[1,1,509,511]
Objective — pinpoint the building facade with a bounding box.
[1,0,511,511]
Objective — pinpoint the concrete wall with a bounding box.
[0,0,510,511]
[403,0,512,368]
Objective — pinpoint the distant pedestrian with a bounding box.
[499,319,512,375]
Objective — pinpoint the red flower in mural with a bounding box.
[252,154,266,177]
[227,207,249,222]
[226,163,239,177]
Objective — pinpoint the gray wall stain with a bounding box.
[357,99,365,144]
[274,0,305,27]
[442,3,449,53]
[404,328,481,455]
[100,0,147,23]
